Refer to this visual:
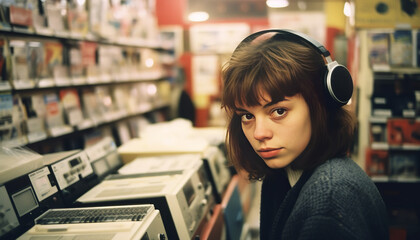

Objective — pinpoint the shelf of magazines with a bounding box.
[371,143,420,151]
[0,81,171,148]
[0,37,169,92]
[366,139,420,184]
[0,0,168,51]
[371,175,420,183]
[366,147,420,183]
[369,116,420,150]
[0,28,168,51]
[0,69,168,92]
[366,68,420,183]
[0,100,171,148]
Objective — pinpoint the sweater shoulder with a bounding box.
[309,157,373,190]
[297,158,382,213]
[287,158,389,239]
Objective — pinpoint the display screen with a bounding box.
[69,157,81,167]
[11,186,39,217]
[182,180,196,207]
[29,167,58,202]
[92,158,109,177]
[0,186,19,237]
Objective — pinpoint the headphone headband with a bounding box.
[238,29,331,60]
[233,29,353,107]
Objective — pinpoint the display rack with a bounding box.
[363,29,420,183]
[0,1,173,153]
[357,27,420,239]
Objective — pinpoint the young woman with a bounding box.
[221,29,389,240]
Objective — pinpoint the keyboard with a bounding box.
[35,204,154,225]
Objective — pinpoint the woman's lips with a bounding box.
[258,148,282,159]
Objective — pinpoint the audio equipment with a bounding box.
[85,136,123,181]
[1,155,64,239]
[17,204,167,240]
[76,159,212,240]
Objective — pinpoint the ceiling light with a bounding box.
[188,11,209,22]
[266,0,289,8]
[343,1,351,17]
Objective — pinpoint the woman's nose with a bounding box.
[253,119,272,141]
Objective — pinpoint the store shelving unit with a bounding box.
[356,27,420,238]
[0,1,173,153]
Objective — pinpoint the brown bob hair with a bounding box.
[221,33,356,181]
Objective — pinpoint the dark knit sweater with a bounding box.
[260,157,389,240]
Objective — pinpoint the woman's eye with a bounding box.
[273,108,287,117]
[240,113,254,122]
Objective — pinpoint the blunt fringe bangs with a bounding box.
[222,41,314,113]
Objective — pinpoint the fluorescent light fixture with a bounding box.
[188,11,209,22]
[343,1,352,17]
[266,0,289,8]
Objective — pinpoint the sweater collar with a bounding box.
[268,169,314,240]
[285,166,303,187]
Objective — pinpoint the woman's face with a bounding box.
[235,91,312,169]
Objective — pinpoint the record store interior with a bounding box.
[1,0,420,239]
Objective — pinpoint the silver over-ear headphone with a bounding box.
[234,29,353,107]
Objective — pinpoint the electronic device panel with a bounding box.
[85,136,123,181]
[0,185,20,239]
[117,153,215,219]
[201,146,231,203]
[118,140,229,204]
[0,150,69,239]
[3,165,64,239]
[16,204,167,240]
[28,167,60,204]
[76,160,212,240]
[44,150,96,206]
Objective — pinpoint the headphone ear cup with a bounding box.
[324,64,353,107]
